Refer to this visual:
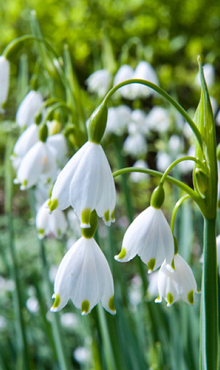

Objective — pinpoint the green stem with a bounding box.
[39,239,71,370]
[41,102,73,125]
[103,79,203,149]
[160,156,206,186]
[170,195,191,233]
[4,136,30,370]
[200,217,218,369]
[113,167,202,209]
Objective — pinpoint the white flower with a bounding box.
[47,133,68,167]
[123,133,147,158]
[128,109,149,136]
[86,69,112,98]
[156,151,171,172]
[130,159,149,183]
[50,141,116,227]
[36,200,67,239]
[0,56,10,111]
[14,141,58,189]
[106,105,132,135]
[156,254,197,306]
[115,206,174,272]
[51,236,116,315]
[146,106,170,133]
[16,90,43,128]
[113,64,134,99]
[132,61,159,98]
[11,123,39,170]
[113,61,158,100]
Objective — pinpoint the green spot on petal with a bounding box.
[187,290,194,305]
[23,179,27,187]
[47,199,51,206]
[49,199,58,212]
[111,209,115,221]
[108,296,116,312]
[52,294,61,309]
[81,300,90,315]
[167,292,174,306]
[81,208,91,227]
[148,258,156,272]
[171,258,175,270]
[57,229,61,237]
[38,228,45,235]
[117,247,126,260]
[104,209,110,222]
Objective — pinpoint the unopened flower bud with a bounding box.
[39,123,48,142]
[88,103,108,144]
[150,185,165,209]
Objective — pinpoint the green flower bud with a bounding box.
[34,111,42,125]
[88,103,108,144]
[150,185,165,209]
[81,210,98,239]
[39,123,48,142]
[193,167,208,197]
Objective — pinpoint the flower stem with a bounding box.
[113,167,202,208]
[170,195,191,233]
[103,79,203,149]
[4,136,30,369]
[200,217,218,369]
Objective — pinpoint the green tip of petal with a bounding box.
[81,208,91,228]
[81,300,90,315]
[116,247,126,260]
[167,292,174,306]
[108,296,116,313]
[187,290,194,305]
[22,179,27,187]
[52,294,61,309]
[148,258,156,272]
[49,199,58,212]
[38,229,45,239]
[111,209,115,221]
[171,258,175,270]
[104,209,110,223]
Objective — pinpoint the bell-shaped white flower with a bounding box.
[16,90,43,128]
[36,200,67,239]
[47,133,68,167]
[115,206,174,272]
[106,105,132,136]
[51,236,116,315]
[130,160,149,183]
[86,69,112,98]
[0,56,10,111]
[113,64,134,99]
[50,141,116,228]
[132,61,159,98]
[155,254,197,306]
[146,106,170,133]
[14,141,57,189]
[123,132,147,158]
[113,61,158,100]
[11,123,39,170]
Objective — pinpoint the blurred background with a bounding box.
[0,1,220,369]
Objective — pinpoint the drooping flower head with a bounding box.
[51,211,116,315]
[50,103,116,228]
[115,185,174,272]
[155,253,198,306]
[16,90,43,128]
[36,200,67,239]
